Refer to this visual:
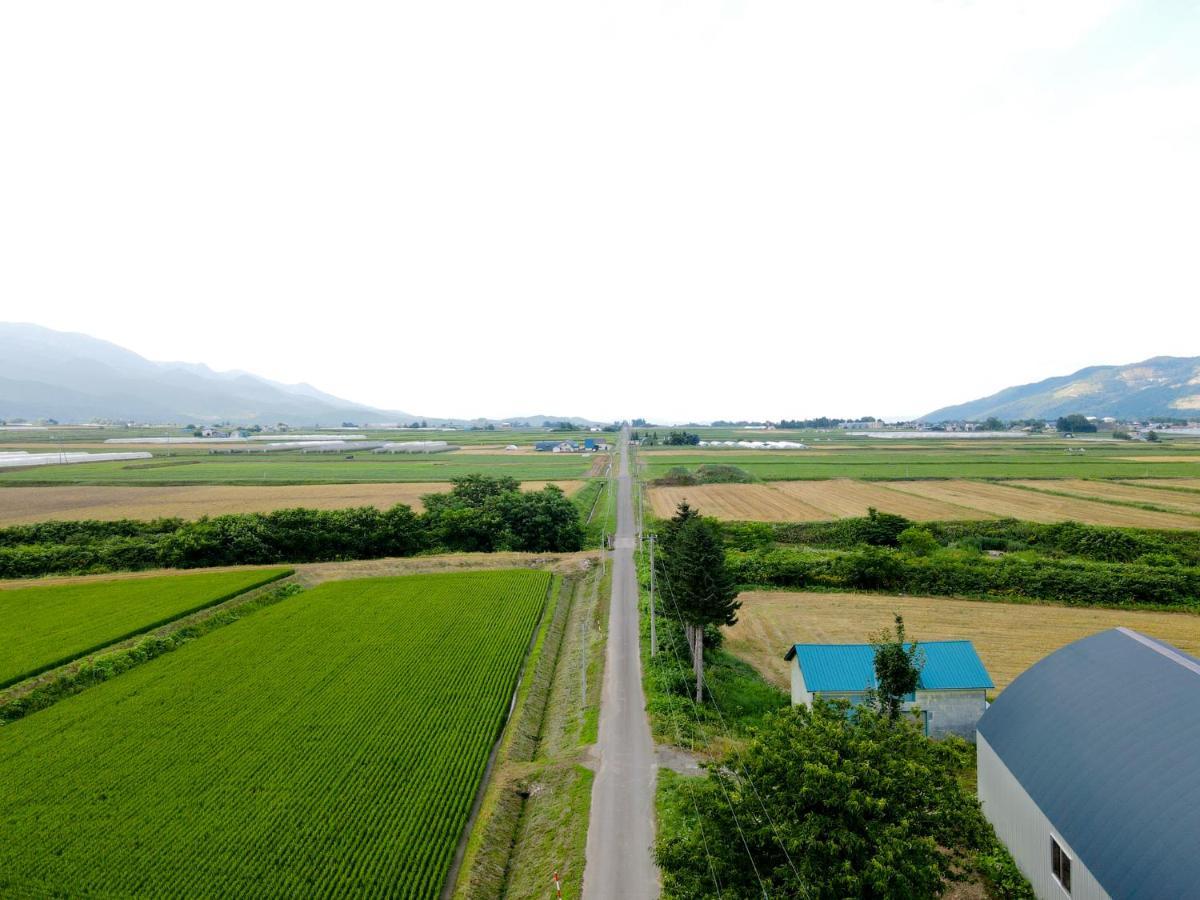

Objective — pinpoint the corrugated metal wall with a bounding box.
[978,733,1108,900]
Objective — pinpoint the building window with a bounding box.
[1051,837,1072,893]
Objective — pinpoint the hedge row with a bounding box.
[0,477,584,579]
[722,516,1200,566]
[728,546,1200,607]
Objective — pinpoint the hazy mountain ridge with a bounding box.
[0,323,413,425]
[922,356,1200,421]
[0,324,607,427]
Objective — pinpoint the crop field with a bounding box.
[885,480,1200,528]
[0,568,291,688]
[639,442,1200,481]
[647,480,986,522]
[0,452,595,486]
[0,480,585,526]
[1010,479,1200,515]
[726,590,1200,694]
[647,477,1200,527]
[0,570,550,898]
[1122,478,1200,495]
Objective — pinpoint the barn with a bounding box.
[977,628,1200,898]
[784,640,992,739]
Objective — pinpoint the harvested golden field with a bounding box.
[1012,479,1200,515]
[727,590,1200,694]
[772,479,994,521]
[0,481,583,526]
[885,480,1199,528]
[1122,478,1200,493]
[646,483,829,522]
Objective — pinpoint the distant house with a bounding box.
[200,427,230,438]
[534,440,579,453]
[784,641,992,740]
[977,628,1200,899]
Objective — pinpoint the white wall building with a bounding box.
[977,628,1200,898]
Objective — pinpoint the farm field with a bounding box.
[639,442,1200,481]
[1011,479,1200,515]
[0,480,585,525]
[0,568,291,688]
[646,478,1198,527]
[0,452,595,486]
[886,480,1200,528]
[0,570,550,898]
[726,590,1200,694]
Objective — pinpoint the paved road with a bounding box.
[582,432,659,899]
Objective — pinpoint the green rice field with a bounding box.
[0,570,550,898]
[0,568,291,688]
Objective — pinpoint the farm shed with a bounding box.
[784,641,992,739]
[977,628,1200,899]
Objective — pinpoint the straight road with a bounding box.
[582,431,659,899]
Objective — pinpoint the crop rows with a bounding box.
[0,570,550,898]
[0,567,292,688]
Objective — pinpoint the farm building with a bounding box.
[534,440,579,452]
[784,641,992,739]
[977,628,1200,899]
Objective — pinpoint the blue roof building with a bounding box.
[784,640,993,740]
[977,628,1200,899]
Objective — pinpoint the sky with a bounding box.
[2,1,1198,423]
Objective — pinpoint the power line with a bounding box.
[653,543,808,897]
[642,533,771,898]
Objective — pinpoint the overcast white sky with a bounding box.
[2,1,1198,422]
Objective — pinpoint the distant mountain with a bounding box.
[922,356,1200,422]
[0,323,415,426]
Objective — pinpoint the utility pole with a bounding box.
[649,533,657,657]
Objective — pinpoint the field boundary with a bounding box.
[0,568,293,691]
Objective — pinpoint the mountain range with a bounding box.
[0,323,598,427]
[922,356,1200,422]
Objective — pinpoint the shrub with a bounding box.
[898,526,939,556]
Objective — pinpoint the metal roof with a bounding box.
[978,628,1200,898]
[784,641,993,693]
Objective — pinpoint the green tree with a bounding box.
[1056,413,1097,433]
[869,614,924,721]
[656,702,1030,898]
[656,502,740,702]
[898,526,939,557]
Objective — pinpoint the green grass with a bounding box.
[0,570,550,899]
[0,568,291,688]
[0,452,594,485]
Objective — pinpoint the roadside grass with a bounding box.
[635,544,788,759]
[453,556,610,900]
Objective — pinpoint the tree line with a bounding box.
[0,476,583,579]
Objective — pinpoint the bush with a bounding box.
[898,526,939,557]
